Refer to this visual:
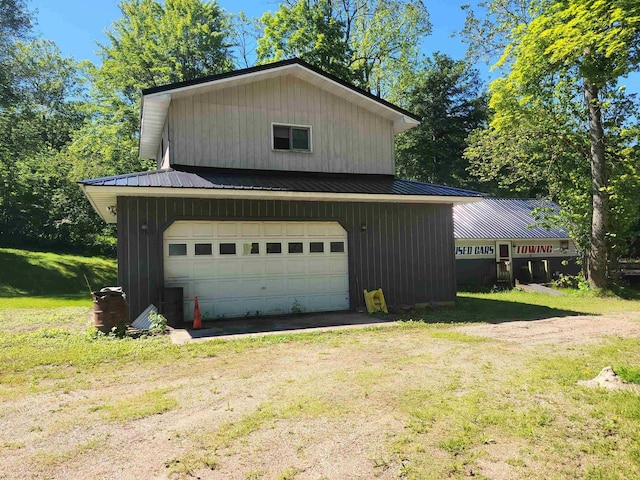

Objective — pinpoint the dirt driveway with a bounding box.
[455,311,640,345]
[1,310,639,480]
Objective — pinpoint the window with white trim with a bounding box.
[272,124,311,152]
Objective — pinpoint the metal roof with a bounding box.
[80,167,485,198]
[453,198,570,239]
[142,58,420,121]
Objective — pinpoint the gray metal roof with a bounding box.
[453,198,570,239]
[80,167,485,198]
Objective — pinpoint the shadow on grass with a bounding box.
[0,249,116,297]
[404,296,582,325]
[180,295,583,340]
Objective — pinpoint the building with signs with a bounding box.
[453,198,580,286]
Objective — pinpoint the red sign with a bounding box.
[515,245,553,255]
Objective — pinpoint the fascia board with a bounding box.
[454,236,573,241]
[83,185,483,224]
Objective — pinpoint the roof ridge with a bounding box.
[141,58,420,121]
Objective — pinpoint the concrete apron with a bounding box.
[169,311,396,344]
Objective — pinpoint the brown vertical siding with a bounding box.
[117,197,456,318]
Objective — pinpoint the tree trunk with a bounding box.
[584,78,609,289]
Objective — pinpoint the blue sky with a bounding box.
[29,0,638,95]
[30,1,483,73]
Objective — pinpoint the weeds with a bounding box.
[89,388,178,421]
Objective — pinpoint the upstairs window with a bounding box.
[272,124,311,152]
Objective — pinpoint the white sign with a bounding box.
[514,245,553,255]
[455,245,495,258]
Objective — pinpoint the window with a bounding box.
[288,242,303,254]
[267,242,282,254]
[219,243,236,255]
[168,243,187,256]
[243,242,260,255]
[195,243,212,256]
[330,241,345,253]
[309,242,324,253]
[272,124,311,151]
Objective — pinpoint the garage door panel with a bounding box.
[329,295,350,309]
[286,259,306,274]
[198,299,215,319]
[326,275,349,292]
[217,223,238,237]
[262,277,284,295]
[164,220,349,319]
[310,276,346,293]
[193,281,217,298]
[307,223,326,236]
[326,258,348,273]
[218,279,241,296]
[264,297,288,314]
[242,260,265,276]
[307,259,328,274]
[193,223,214,237]
[241,223,261,237]
[193,262,214,278]
[286,223,305,236]
[165,223,192,238]
[218,259,241,276]
[265,260,285,274]
[164,262,191,279]
[287,277,308,294]
[264,223,283,236]
[242,298,265,316]
[242,279,266,296]
[326,223,346,236]
[216,299,242,317]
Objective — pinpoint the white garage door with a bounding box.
[163,221,350,320]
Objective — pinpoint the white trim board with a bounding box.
[81,184,483,224]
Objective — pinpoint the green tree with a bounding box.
[70,0,235,181]
[0,40,89,250]
[257,0,354,82]
[63,0,236,252]
[257,0,431,96]
[0,0,33,107]
[462,0,640,289]
[395,53,488,187]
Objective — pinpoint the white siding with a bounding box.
[167,75,395,174]
[156,118,171,170]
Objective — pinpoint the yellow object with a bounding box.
[363,288,388,314]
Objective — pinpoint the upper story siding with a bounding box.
[163,75,396,175]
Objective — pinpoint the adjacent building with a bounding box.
[454,198,580,286]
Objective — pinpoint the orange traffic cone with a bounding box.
[193,296,202,329]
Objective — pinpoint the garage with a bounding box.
[163,220,349,320]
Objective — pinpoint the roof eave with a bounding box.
[82,185,482,224]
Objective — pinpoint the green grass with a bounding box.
[0,295,92,310]
[89,388,178,421]
[405,289,640,325]
[614,366,640,384]
[0,248,116,297]
[2,289,640,478]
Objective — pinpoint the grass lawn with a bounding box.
[1,290,639,478]
[0,247,116,298]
